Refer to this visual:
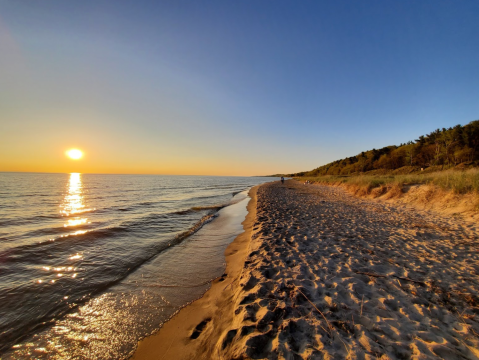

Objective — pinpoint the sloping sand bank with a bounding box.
[133,181,479,359]
[312,179,479,224]
[132,186,260,360]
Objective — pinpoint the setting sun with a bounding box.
[66,149,83,160]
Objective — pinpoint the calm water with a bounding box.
[0,173,274,359]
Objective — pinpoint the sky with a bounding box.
[1,0,478,176]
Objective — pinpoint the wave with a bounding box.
[173,213,218,242]
[4,193,60,198]
[0,203,225,268]
[93,189,243,214]
[111,197,221,213]
[8,222,95,239]
[171,201,234,215]
[138,201,154,206]
[0,214,60,227]
[1,204,224,252]
[191,204,225,211]
[0,208,225,353]
[172,190,248,215]
[203,184,245,189]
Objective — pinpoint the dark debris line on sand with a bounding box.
[217,180,479,359]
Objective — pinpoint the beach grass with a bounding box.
[296,168,479,195]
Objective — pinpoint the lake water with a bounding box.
[0,173,274,359]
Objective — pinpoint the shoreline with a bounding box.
[132,185,260,360]
[133,180,479,359]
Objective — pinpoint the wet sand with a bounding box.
[133,180,479,359]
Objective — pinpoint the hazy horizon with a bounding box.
[0,171,278,177]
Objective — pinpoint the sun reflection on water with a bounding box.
[60,173,84,216]
[36,174,91,286]
[60,173,94,218]
[64,218,88,227]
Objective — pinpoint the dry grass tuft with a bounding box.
[297,168,479,195]
[295,172,479,220]
[383,183,403,199]
[370,185,387,198]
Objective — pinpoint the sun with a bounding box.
[66,149,83,160]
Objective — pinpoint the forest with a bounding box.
[292,120,479,177]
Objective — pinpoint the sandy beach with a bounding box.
[133,180,479,359]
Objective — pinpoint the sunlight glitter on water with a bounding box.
[60,173,94,217]
[0,173,274,359]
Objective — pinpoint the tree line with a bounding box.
[293,120,479,177]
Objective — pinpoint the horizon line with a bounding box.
[0,170,276,177]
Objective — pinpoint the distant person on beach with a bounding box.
[281,177,284,184]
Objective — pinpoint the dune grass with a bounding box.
[297,168,479,195]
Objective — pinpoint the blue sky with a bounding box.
[1,0,478,175]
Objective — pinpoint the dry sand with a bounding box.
[133,180,479,359]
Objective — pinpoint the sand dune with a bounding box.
[134,180,479,359]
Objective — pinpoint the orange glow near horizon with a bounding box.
[66,149,83,160]
[0,144,286,176]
